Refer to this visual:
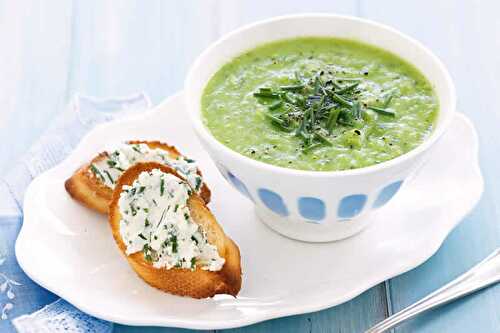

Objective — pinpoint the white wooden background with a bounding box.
[0,1,499,332]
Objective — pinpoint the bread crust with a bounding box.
[65,140,211,214]
[109,162,241,298]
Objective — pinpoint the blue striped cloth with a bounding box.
[0,93,151,333]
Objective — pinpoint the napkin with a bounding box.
[0,92,151,332]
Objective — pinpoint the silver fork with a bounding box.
[366,248,500,333]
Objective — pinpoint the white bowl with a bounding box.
[185,14,456,242]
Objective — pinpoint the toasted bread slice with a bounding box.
[109,162,241,298]
[65,140,211,214]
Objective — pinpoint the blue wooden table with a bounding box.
[1,1,499,332]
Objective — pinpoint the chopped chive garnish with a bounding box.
[283,93,296,105]
[336,82,360,94]
[158,209,166,226]
[268,100,283,110]
[194,177,201,191]
[329,92,352,107]
[104,170,114,184]
[171,235,178,253]
[383,93,394,108]
[253,92,280,99]
[280,84,304,91]
[326,108,341,134]
[160,178,165,196]
[132,145,141,153]
[368,106,396,117]
[352,101,361,120]
[252,69,396,151]
[330,80,342,90]
[313,76,321,94]
[89,164,105,182]
[138,233,147,240]
[335,77,362,82]
[106,160,117,167]
[264,112,285,125]
[314,133,333,146]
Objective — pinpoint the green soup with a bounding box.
[201,37,438,171]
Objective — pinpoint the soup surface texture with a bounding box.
[202,37,438,171]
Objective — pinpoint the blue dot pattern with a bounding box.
[373,180,403,208]
[298,197,326,221]
[258,189,289,216]
[215,163,230,181]
[227,171,253,201]
[338,194,367,218]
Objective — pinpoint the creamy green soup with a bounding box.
[201,37,438,171]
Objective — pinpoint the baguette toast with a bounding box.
[65,140,211,214]
[109,162,241,298]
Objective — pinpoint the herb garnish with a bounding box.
[254,70,396,152]
[89,164,105,182]
[132,145,141,153]
[191,235,199,245]
[171,235,178,253]
[104,170,114,184]
[195,177,202,191]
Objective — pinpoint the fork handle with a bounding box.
[365,248,500,333]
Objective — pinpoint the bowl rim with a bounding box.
[185,13,457,178]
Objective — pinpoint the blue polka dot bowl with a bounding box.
[185,14,456,242]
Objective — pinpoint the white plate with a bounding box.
[16,93,483,330]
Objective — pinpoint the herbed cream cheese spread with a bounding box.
[89,143,203,194]
[118,169,224,271]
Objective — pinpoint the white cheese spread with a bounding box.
[89,143,203,194]
[118,169,224,271]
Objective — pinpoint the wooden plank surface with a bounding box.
[1,1,499,332]
[361,1,500,332]
[0,0,73,172]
